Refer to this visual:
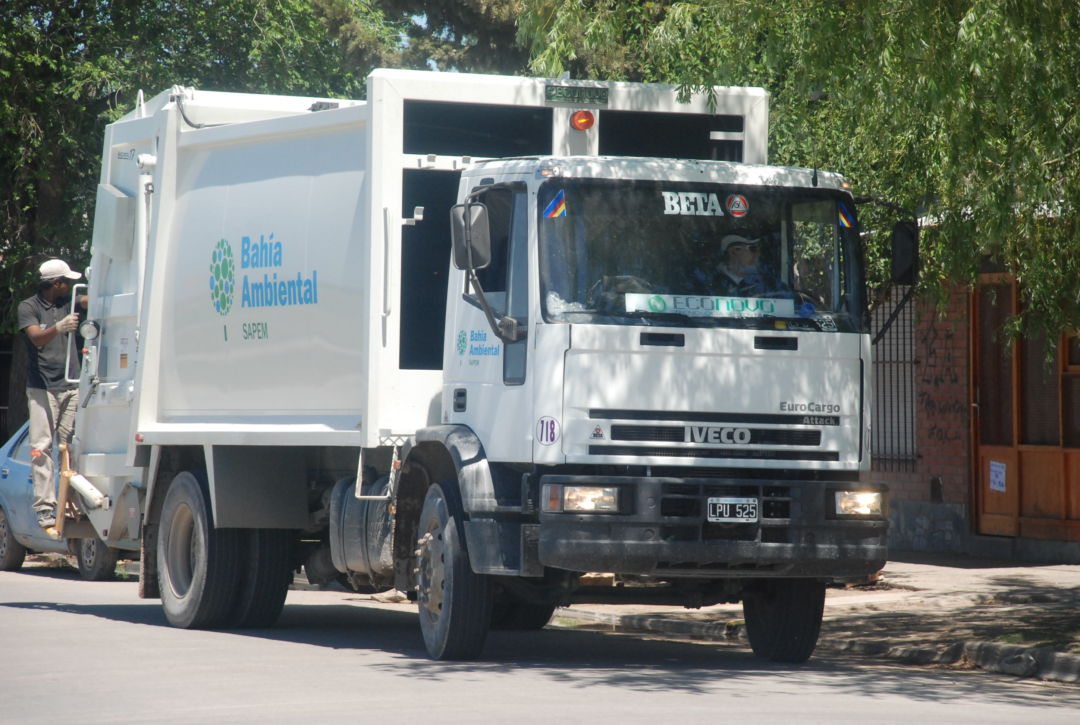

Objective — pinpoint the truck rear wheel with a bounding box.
[226,528,293,628]
[76,536,119,581]
[157,471,241,628]
[415,482,493,659]
[742,579,826,663]
[0,508,26,571]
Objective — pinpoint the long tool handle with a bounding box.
[55,444,73,537]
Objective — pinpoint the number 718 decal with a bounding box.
[536,416,560,446]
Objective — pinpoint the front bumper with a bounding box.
[537,475,887,579]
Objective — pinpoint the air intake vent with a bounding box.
[755,336,798,351]
[589,445,839,461]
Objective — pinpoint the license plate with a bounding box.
[707,497,759,523]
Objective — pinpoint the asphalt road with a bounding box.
[2,565,1079,724]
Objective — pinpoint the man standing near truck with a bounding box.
[18,259,84,529]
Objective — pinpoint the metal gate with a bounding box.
[871,285,917,472]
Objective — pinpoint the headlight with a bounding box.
[834,491,883,517]
[542,484,619,513]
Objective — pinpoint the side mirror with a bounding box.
[450,202,491,270]
[890,220,918,285]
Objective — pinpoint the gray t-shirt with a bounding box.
[18,293,80,390]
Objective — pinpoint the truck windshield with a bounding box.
[538,179,866,333]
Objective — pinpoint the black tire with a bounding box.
[76,536,119,581]
[742,579,826,663]
[226,528,293,628]
[157,471,242,629]
[0,507,26,571]
[415,482,493,660]
[491,592,557,631]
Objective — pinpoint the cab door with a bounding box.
[445,184,533,462]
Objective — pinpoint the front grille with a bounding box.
[611,425,821,446]
[589,444,839,462]
[590,408,840,426]
[612,425,685,442]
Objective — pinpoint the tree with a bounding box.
[518,0,1080,339]
[0,0,401,334]
[379,1,529,72]
[0,0,401,434]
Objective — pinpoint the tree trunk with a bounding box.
[6,335,28,439]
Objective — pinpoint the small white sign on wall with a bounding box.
[989,460,1007,492]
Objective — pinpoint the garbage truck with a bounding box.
[71,68,901,662]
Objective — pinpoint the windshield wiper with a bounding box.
[628,310,695,326]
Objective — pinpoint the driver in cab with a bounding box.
[695,233,787,298]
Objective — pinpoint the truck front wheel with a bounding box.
[415,482,493,659]
[742,579,826,663]
[157,471,241,628]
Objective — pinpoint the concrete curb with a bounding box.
[552,607,1080,684]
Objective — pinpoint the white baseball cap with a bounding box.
[720,234,759,253]
[39,259,82,281]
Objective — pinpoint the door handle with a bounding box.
[0,468,9,477]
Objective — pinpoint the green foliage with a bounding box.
[0,0,400,333]
[379,1,529,72]
[518,0,1080,339]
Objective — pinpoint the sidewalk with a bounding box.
[551,550,1080,683]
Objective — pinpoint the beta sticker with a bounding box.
[726,194,749,217]
[661,191,724,216]
[537,416,560,446]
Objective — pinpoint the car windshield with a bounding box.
[538,179,866,332]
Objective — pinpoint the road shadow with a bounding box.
[2,594,1079,707]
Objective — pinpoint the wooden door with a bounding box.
[973,277,1019,535]
[972,276,1080,540]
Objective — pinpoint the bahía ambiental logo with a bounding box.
[209,238,236,315]
[208,234,320,317]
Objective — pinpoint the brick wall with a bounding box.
[886,286,974,552]
[912,287,971,505]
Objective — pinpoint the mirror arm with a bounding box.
[854,194,919,237]
[854,195,906,215]
[466,269,524,344]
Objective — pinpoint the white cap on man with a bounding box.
[39,259,81,281]
[720,234,759,253]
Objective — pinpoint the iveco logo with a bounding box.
[687,426,752,444]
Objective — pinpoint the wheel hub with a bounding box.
[164,503,196,597]
[82,539,97,569]
[416,530,447,618]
